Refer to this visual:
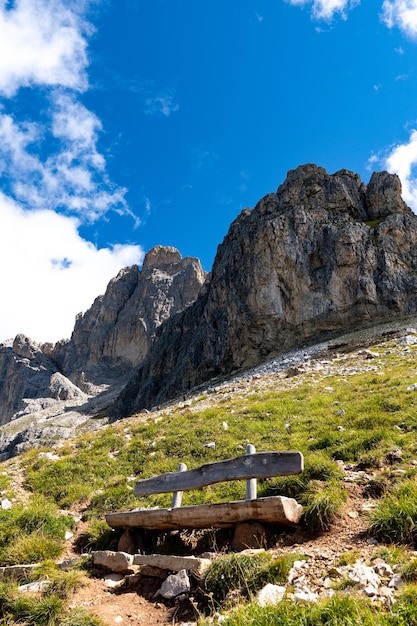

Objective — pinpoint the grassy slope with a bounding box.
[3,329,417,623]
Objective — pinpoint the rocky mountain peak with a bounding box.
[2,165,417,457]
[0,246,206,445]
[142,245,183,271]
[113,165,417,417]
[269,164,410,223]
[12,334,41,360]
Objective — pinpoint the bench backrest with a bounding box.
[134,446,304,506]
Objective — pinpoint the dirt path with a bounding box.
[68,576,175,626]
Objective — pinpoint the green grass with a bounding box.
[202,552,300,605]
[0,564,100,626]
[11,340,417,550]
[1,335,417,623]
[199,593,380,625]
[301,480,348,531]
[199,586,417,625]
[0,497,74,565]
[369,478,417,546]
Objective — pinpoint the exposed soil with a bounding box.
[68,575,176,626]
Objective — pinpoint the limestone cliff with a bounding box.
[0,247,206,431]
[113,165,417,416]
[49,245,206,385]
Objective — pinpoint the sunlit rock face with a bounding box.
[50,245,206,383]
[114,165,417,416]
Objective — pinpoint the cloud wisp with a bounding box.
[381,0,417,38]
[0,0,143,343]
[0,0,89,96]
[379,129,417,211]
[284,0,359,21]
[0,93,130,222]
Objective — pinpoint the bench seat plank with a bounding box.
[134,451,303,496]
[105,495,302,530]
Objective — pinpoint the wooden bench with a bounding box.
[106,445,304,532]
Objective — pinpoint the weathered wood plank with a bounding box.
[134,451,303,496]
[105,495,303,530]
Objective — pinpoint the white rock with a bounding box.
[288,560,308,583]
[38,452,60,461]
[104,573,125,588]
[64,531,74,540]
[349,563,380,589]
[378,586,395,605]
[92,551,134,573]
[372,560,394,577]
[363,585,379,597]
[1,499,12,510]
[257,583,286,607]
[204,442,216,449]
[18,581,49,593]
[157,569,190,599]
[398,335,417,346]
[388,574,403,588]
[293,589,319,603]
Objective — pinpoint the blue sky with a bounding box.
[2,0,417,342]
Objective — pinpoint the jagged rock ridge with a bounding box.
[113,164,417,417]
[0,246,206,437]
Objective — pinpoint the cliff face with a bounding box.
[0,246,206,429]
[114,165,417,416]
[49,245,206,385]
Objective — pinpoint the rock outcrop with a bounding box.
[0,247,206,433]
[49,245,206,385]
[113,164,417,417]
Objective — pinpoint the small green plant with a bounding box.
[369,478,417,546]
[3,533,63,565]
[0,497,73,565]
[199,592,379,625]
[301,480,347,531]
[387,583,417,625]
[28,595,64,626]
[332,575,358,591]
[60,607,105,626]
[336,550,360,566]
[44,570,86,600]
[401,558,417,582]
[373,545,409,566]
[202,552,298,605]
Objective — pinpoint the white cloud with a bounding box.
[0,193,144,343]
[381,129,417,210]
[381,0,417,37]
[0,94,131,222]
[285,0,359,21]
[0,0,89,96]
[0,0,145,343]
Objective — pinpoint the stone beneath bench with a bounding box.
[91,550,211,575]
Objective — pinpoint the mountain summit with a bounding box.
[113,164,417,416]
